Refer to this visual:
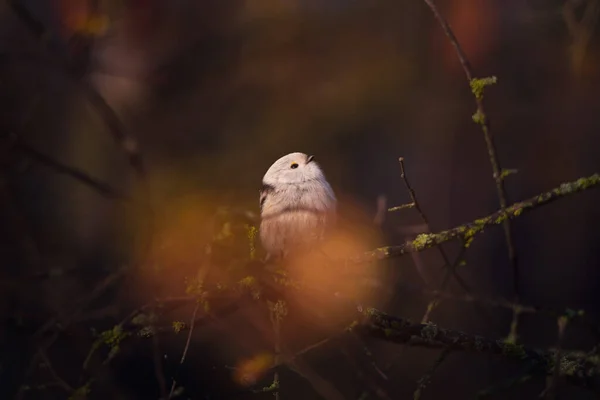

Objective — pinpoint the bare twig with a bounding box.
[270,338,333,372]
[421,0,475,82]
[421,0,520,335]
[398,157,460,276]
[285,357,346,400]
[168,301,201,399]
[37,349,74,393]
[545,316,569,399]
[388,203,415,212]
[34,268,129,340]
[397,158,424,221]
[4,132,125,199]
[339,346,392,400]
[413,347,451,400]
[396,157,471,318]
[77,81,147,179]
[268,301,283,400]
[424,245,469,321]
[152,333,168,399]
[477,365,537,398]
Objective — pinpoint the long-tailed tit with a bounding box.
[259,152,337,259]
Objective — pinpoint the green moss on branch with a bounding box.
[361,174,599,262]
[352,308,599,388]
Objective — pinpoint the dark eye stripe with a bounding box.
[261,183,275,193]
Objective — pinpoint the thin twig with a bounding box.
[421,0,520,341]
[397,158,424,220]
[339,346,392,400]
[425,245,468,320]
[394,282,595,331]
[285,357,345,400]
[545,316,569,400]
[33,268,129,340]
[421,0,475,82]
[388,202,415,212]
[269,301,282,400]
[271,338,333,371]
[152,332,168,399]
[477,364,537,398]
[399,157,466,288]
[168,301,200,399]
[37,349,74,393]
[396,157,472,319]
[413,347,452,400]
[6,133,125,199]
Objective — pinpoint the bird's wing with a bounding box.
[259,183,275,212]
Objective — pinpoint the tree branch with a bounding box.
[2,132,125,199]
[361,173,599,262]
[352,308,599,389]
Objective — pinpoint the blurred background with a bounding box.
[1,0,600,398]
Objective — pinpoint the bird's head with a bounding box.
[263,152,325,185]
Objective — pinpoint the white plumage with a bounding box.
[259,152,337,259]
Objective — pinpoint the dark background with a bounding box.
[1,0,600,399]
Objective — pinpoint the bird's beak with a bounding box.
[306,155,315,163]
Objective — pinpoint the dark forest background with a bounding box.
[1,0,600,399]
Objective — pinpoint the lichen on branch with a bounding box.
[352,308,599,388]
[361,173,599,262]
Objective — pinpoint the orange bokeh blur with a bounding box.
[232,352,275,387]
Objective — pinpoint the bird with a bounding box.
[259,152,337,260]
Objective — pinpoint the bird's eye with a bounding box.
[290,162,299,169]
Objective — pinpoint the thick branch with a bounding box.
[361,174,599,261]
[353,308,599,388]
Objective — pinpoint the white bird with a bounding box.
[259,152,337,260]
